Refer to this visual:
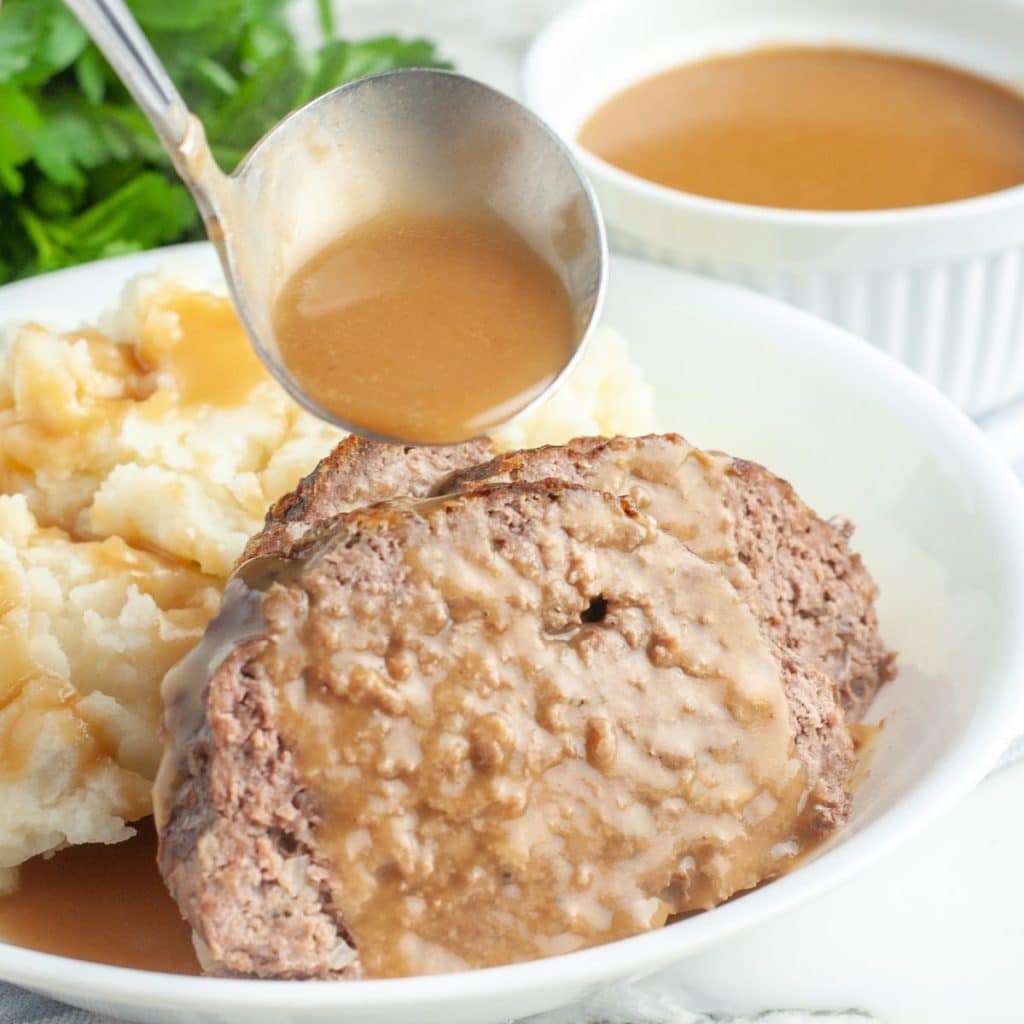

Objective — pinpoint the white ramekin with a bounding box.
[524,0,1024,416]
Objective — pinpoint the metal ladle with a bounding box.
[64,0,607,444]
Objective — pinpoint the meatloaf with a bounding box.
[240,436,494,562]
[157,482,851,979]
[245,434,893,721]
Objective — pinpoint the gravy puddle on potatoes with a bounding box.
[579,46,1024,211]
[0,819,198,974]
[149,290,267,408]
[273,210,575,444]
[136,288,270,423]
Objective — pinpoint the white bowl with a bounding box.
[523,0,1024,416]
[2,244,1024,1023]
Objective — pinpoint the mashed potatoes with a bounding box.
[0,272,654,872]
[0,497,219,877]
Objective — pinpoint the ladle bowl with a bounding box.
[65,0,607,443]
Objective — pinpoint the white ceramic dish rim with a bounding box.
[522,0,1024,231]
[1,244,1024,1012]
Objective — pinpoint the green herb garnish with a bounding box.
[0,0,450,283]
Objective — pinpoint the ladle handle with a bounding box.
[64,0,190,149]
[63,0,227,221]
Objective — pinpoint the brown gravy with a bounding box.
[157,291,268,408]
[136,289,269,412]
[272,210,574,444]
[0,820,198,974]
[578,46,1024,211]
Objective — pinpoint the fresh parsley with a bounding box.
[0,0,450,283]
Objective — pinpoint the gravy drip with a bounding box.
[272,210,575,444]
[579,46,1024,210]
[242,488,812,977]
[153,555,300,832]
[0,819,198,974]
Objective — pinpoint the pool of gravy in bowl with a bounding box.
[0,819,198,974]
[578,46,1024,211]
[272,209,575,445]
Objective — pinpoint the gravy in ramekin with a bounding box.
[579,46,1024,211]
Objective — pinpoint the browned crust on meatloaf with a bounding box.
[441,434,895,721]
[160,481,852,978]
[158,638,361,978]
[240,435,494,562]
[723,458,896,721]
[773,650,853,831]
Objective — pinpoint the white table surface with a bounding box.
[327,4,1024,1024]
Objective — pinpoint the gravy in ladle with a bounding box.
[272,210,575,445]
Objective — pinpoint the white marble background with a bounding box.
[321,0,566,94]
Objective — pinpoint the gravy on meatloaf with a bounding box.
[272,210,574,445]
[443,433,894,723]
[158,487,818,977]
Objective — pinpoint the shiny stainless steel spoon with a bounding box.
[63,0,607,444]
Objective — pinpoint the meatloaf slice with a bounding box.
[240,435,494,562]
[442,434,894,721]
[157,482,852,979]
